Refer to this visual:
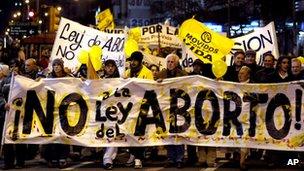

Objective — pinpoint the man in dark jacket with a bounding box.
[244,49,263,81]
[156,53,187,168]
[224,50,245,82]
[255,53,275,83]
[23,58,39,80]
[0,62,26,169]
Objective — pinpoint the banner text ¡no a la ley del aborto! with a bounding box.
[3,75,304,151]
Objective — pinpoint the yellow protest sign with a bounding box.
[179,19,234,63]
[129,27,141,42]
[95,8,115,31]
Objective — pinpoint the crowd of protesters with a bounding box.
[0,41,304,170]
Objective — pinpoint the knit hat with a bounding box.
[129,51,143,62]
[0,64,10,76]
[52,58,64,68]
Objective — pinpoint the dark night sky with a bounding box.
[0,0,13,34]
[0,0,295,35]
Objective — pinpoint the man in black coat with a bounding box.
[224,50,245,82]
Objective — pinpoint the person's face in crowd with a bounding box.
[238,67,250,82]
[167,56,177,71]
[130,59,141,69]
[234,53,245,66]
[25,60,36,73]
[150,66,159,78]
[245,54,256,65]
[263,55,275,68]
[291,61,301,75]
[105,63,116,76]
[53,63,63,74]
[280,58,290,72]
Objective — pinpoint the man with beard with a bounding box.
[224,50,245,82]
[125,51,153,80]
[124,51,153,169]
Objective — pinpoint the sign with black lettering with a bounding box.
[4,75,304,151]
[228,22,279,66]
[50,18,126,74]
[139,24,181,48]
[179,19,234,64]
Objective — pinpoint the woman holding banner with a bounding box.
[42,58,72,168]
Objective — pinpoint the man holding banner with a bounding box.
[156,53,188,168]
[125,51,153,169]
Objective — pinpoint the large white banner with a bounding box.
[142,51,166,70]
[4,75,304,151]
[50,18,126,75]
[228,22,279,65]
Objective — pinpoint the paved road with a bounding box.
[0,158,302,171]
[0,149,302,170]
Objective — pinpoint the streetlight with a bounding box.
[29,11,34,18]
[57,6,62,12]
[25,0,30,20]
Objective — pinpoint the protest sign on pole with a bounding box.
[227,22,279,65]
[50,18,126,75]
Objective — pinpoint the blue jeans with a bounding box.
[167,145,184,163]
